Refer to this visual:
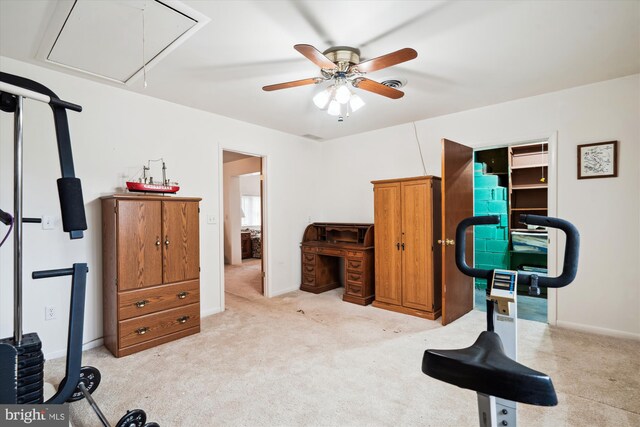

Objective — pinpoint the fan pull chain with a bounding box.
[540,143,546,183]
[142,3,147,89]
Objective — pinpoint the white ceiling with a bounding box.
[1,0,638,141]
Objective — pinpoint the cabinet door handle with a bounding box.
[135,327,149,335]
[177,316,190,324]
[164,239,170,246]
[396,243,400,250]
[177,291,189,299]
[134,300,149,308]
[401,243,405,250]
[155,239,161,246]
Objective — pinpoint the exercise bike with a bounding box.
[422,214,579,427]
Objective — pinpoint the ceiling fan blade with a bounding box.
[353,78,405,99]
[262,77,323,91]
[294,44,337,70]
[354,48,418,73]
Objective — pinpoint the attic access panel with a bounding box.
[43,0,208,84]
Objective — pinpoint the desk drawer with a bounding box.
[119,280,199,321]
[302,264,315,274]
[119,303,200,349]
[346,282,363,296]
[347,271,363,283]
[347,259,363,271]
[302,274,316,285]
[346,251,364,258]
[303,253,316,263]
[317,247,346,257]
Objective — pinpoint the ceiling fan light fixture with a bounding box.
[313,87,332,109]
[349,94,365,112]
[335,84,351,104]
[327,100,341,116]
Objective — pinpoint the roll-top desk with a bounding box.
[300,223,374,305]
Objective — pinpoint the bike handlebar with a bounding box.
[455,214,580,288]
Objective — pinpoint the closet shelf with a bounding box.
[511,164,548,170]
[511,184,548,190]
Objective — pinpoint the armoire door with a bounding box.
[373,182,402,305]
[117,200,163,291]
[163,201,200,283]
[401,180,433,311]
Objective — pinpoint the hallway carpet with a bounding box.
[47,275,640,426]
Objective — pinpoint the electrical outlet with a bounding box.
[45,306,56,321]
[207,215,216,225]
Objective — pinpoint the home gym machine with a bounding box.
[0,72,158,427]
[422,214,579,427]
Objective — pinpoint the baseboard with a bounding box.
[201,307,222,317]
[45,337,104,360]
[270,286,300,297]
[556,320,640,341]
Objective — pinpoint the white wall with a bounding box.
[223,157,260,265]
[318,74,640,339]
[239,173,260,197]
[0,57,321,357]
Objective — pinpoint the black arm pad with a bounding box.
[57,178,87,236]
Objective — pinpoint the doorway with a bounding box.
[472,140,550,322]
[221,150,265,300]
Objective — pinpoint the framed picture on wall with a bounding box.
[577,140,618,179]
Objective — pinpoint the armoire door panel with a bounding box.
[163,201,200,283]
[117,200,163,291]
[401,180,433,311]
[373,183,402,305]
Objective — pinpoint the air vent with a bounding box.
[38,0,210,85]
[381,78,407,89]
[301,134,324,141]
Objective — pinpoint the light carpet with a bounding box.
[46,263,640,426]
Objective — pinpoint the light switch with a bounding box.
[207,215,217,225]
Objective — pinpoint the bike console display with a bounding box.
[490,269,517,315]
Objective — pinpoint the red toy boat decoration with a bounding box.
[126,159,180,194]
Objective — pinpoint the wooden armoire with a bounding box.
[371,176,442,320]
[101,194,201,357]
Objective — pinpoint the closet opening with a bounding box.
[222,150,265,300]
[473,141,549,323]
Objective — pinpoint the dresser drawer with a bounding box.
[118,280,199,321]
[347,259,363,271]
[119,303,200,349]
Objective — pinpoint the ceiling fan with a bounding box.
[262,44,417,117]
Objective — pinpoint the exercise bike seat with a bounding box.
[422,331,557,406]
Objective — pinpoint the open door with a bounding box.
[260,160,265,295]
[441,138,474,325]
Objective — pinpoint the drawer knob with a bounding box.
[177,316,190,324]
[177,291,189,299]
[136,327,149,335]
[134,299,149,308]
[155,239,161,246]
[165,239,170,246]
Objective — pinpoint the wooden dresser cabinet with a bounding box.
[371,176,442,320]
[101,194,201,357]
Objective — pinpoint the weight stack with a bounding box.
[0,333,45,404]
